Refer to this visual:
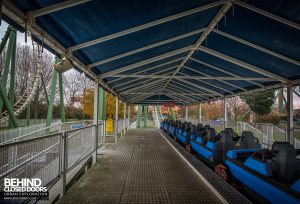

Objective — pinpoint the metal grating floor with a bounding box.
[58,128,250,204]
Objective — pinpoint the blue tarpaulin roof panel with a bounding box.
[4,0,300,104]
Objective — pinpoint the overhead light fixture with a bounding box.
[55,57,73,73]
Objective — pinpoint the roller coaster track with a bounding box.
[0,43,42,125]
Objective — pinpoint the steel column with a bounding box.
[185,106,188,121]
[26,103,30,126]
[223,97,228,129]
[144,105,148,128]
[287,85,294,144]
[115,97,118,139]
[137,105,141,128]
[93,82,99,163]
[0,27,15,114]
[123,102,126,132]
[98,87,105,120]
[0,82,18,127]
[59,72,65,122]
[128,105,131,127]
[199,104,202,123]
[8,28,16,128]
[34,88,39,119]
[46,58,58,128]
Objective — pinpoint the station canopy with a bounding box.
[3,0,300,105]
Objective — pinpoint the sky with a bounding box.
[1,21,300,109]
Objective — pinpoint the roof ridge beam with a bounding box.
[198,45,289,83]
[235,1,300,30]
[68,0,226,51]
[161,1,234,91]
[88,28,205,68]
[100,45,193,78]
[30,0,92,17]
[213,29,300,66]
[190,57,264,87]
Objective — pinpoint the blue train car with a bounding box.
[222,142,300,204]
[191,129,260,166]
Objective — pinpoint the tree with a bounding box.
[241,90,276,115]
[202,101,223,120]
[227,96,250,121]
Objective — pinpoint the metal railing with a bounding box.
[237,122,269,148]
[0,132,61,192]
[0,122,62,144]
[0,120,105,202]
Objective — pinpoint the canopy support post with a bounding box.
[137,105,141,128]
[46,58,58,128]
[185,106,188,121]
[287,85,294,144]
[144,105,148,128]
[8,29,16,128]
[223,97,228,129]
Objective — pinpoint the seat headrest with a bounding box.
[197,124,203,131]
[207,128,216,140]
[241,131,256,142]
[225,128,234,136]
[220,130,233,142]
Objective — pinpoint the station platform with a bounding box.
[58,128,250,204]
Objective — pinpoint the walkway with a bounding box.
[58,128,248,204]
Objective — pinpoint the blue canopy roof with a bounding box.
[4,0,300,105]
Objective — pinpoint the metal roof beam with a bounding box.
[111,66,177,88]
[100,45,193,78]
[175,78,224,96]
[110,74,275,81]
[179,69,235,93]
[121,79,168,93]
[68,0,226,51]
[183,65,247,91]
[88,28,205,68]
[168,81,211,99]
[198,46,289,83]
[108,58,183,84]
[121,92,216,96]
[31,0,92,17]
[161,1,234,91]
[213,29,300,66]
[235,1,300,30]
[165,87,207,101]
[190,57,264,87]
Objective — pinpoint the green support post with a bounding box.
[26,103,30,126]
[40,73,50,105]
[34,88,39,119]
[8,29,17,128]
[0,26,11,54]
[98,88,105,120]
[0,83,18,128]
[0,27,15,114]
[59,72,65,122]
[46,58,59,128]
[278,89,283,113]
[169,107,176,120]
[144,105,148,128]
[137,105,141,128]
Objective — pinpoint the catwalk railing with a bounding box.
[0,121,105,201]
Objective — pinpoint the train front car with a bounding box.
[224,142,300,204]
